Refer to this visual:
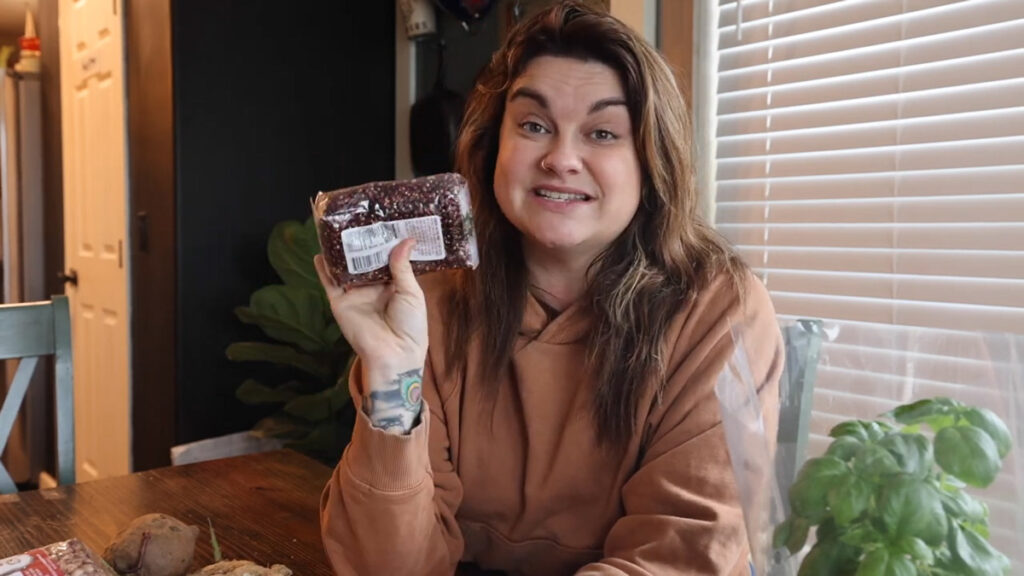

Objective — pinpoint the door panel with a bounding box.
[59,0,131,481]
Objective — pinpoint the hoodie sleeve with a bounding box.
[576,274,784,575]
[320,355,465,576]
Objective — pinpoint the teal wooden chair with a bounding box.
[0,295,74,493]
[775,318,824,514]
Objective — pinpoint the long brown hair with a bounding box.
[448,1,747,446]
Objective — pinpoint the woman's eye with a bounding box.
[520,121,549,134]
[592,129,617,141]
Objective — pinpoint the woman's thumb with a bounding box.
[388,238,422,295]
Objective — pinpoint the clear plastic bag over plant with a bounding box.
[729,317,1024,576]
[715,325,797,576]
[800,324,1024,575]
[312,172,480,287]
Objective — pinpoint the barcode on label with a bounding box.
[349,251,389,274]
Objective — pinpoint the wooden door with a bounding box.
[58,0,132,481]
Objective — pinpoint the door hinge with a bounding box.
[113,0,118,16]
[118,239,123,268]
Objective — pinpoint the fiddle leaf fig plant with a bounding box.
[227,218,355,463]
[775,397,1013,576]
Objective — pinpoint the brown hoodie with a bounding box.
[321,270,783,575]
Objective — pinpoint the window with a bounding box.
[702,0,1024,562]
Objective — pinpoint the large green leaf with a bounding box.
[939,487,989,525]
[816,517,840,543]
[854,444,902,479]
[787,517,811,554]
[893,536,934,564]
[830,421,872,443]
[828,474,872,526]
[826,436,865,463]
[854,547,915,576]
[235,285,329,353]
[839,522,884,548]
[235,379,298,405]
[934,426,1002,488]
[877,432,934,478]
[773,517,811,554]
[324,322,344,349]
[773,518,792,551]
[283,385,351,422]
[877,476,948,546]
[285,415,354,461]
[268,219,322,291]
[798,540,861,576]
[251,413,312,440]
[790,457,852,523]
[948,522,1012,576]
[886,398,963,431]
[961,408,1012,460]
[226,342,332,381]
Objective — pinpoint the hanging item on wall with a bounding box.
[433,0,495,28]
[409,39,465,176]
[399,0,438,40]
[500,0,610,39]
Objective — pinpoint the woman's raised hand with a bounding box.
[314,239,428,400]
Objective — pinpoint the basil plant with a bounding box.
[775,398,1013,576]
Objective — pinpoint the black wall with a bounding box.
[173,1,395,443]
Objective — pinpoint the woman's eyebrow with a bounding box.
[589,98,627,114]
[509,87,548,109]
[509,88,626,116]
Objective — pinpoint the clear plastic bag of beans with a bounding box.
[312,172,480,287]
[1,539,118,576]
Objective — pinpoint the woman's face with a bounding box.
[493,56,642,263]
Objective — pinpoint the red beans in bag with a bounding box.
[312,173,479,287]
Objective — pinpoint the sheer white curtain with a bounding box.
[704,0,1024,562]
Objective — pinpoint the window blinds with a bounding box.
[708,0,1024,559]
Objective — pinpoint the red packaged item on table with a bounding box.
[0,539,116,576]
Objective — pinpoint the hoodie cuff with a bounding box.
[341,399,431,494]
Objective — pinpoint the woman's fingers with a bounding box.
[388,239,423,298]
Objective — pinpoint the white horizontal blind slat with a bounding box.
[717,107,1024,158]
[734,247,1024,280]
[717,165,1024,201]
[717,78,1024,135]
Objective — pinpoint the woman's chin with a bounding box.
[523,234,595,256]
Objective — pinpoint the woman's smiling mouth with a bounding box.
[533,185,593,203]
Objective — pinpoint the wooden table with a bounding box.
[0,449,334,574]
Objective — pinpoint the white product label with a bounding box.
[341,215,446,274]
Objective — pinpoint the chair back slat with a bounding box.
[0,296,75,492]
[0,302,55,360]
[52,296,75,486]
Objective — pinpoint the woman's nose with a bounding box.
[540,136,582,176]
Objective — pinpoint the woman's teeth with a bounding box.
[534,188,589,202]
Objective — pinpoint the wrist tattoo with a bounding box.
[364,368,423,434]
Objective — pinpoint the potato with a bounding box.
[103,513,200,576]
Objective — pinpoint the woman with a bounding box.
[316,3,783,574]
